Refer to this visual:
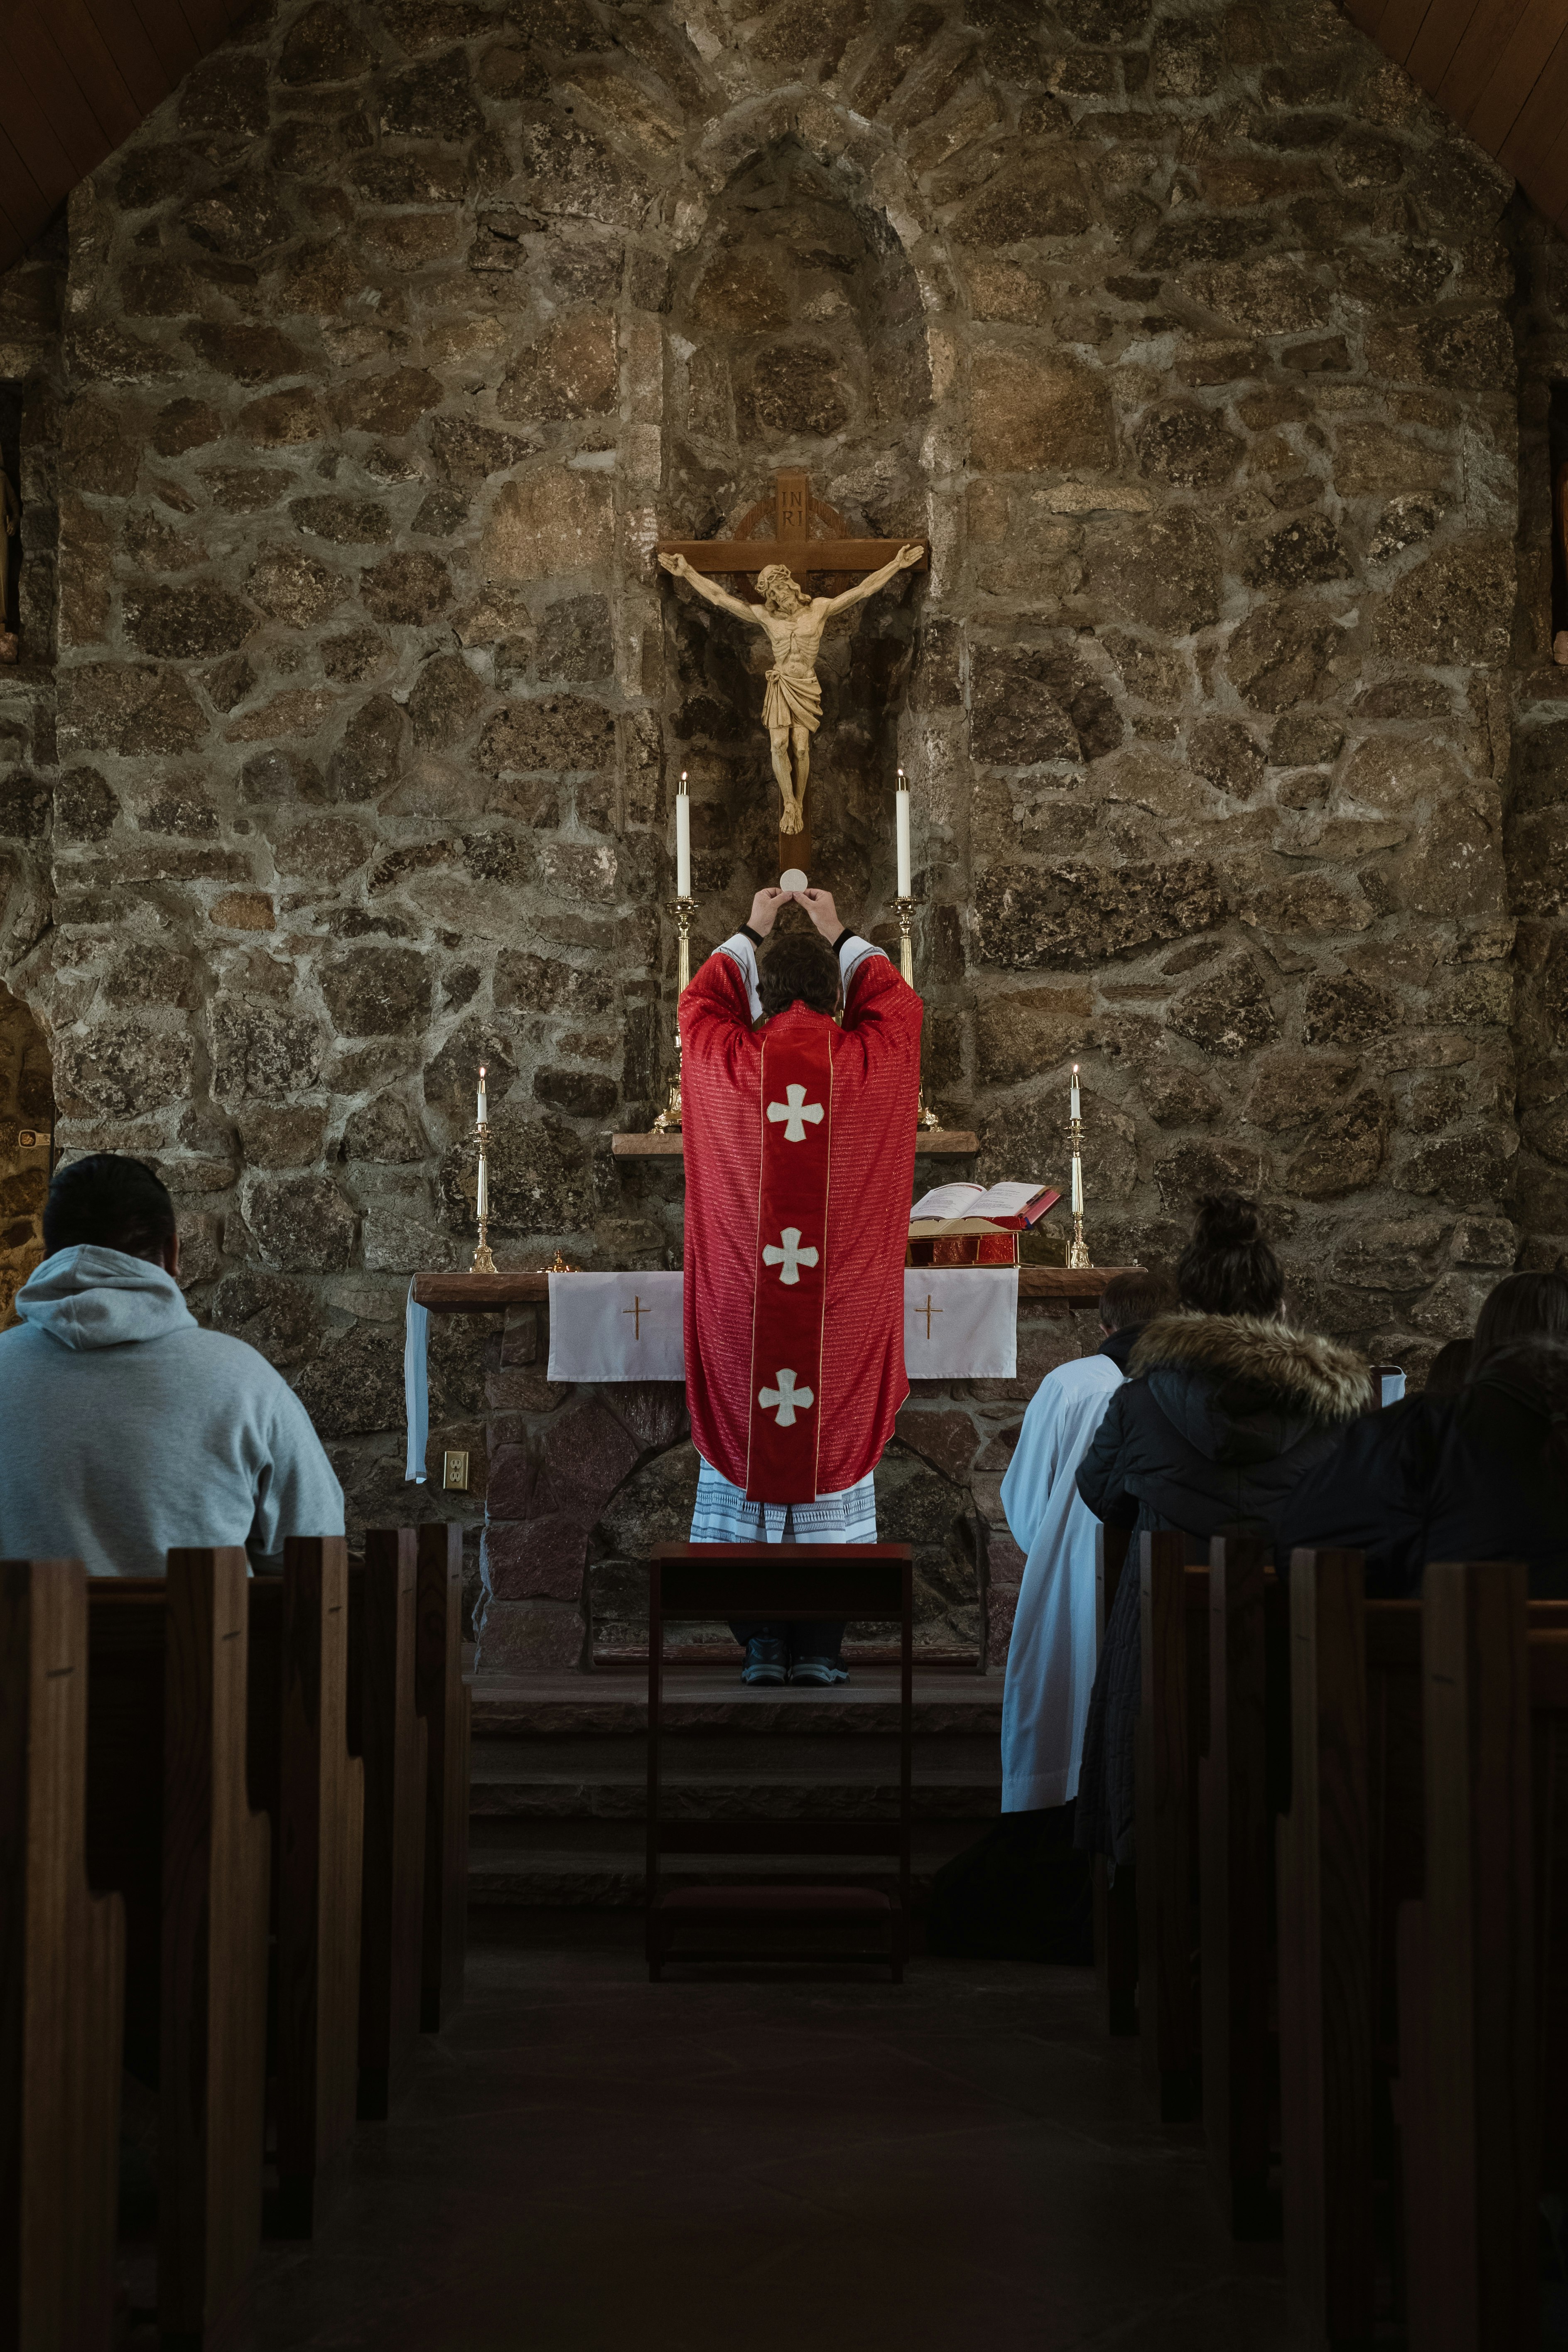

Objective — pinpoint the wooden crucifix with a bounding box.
[657,470,928,874]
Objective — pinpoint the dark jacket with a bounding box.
[1074,1312,1370,1866]
[1276,1339,1568,1598]
[1077,1311,1372,1551]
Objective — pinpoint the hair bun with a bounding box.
[1192,1192,1261,1251]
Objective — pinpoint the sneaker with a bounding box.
[741,1636,788,1685]
[789,1656,849,1686]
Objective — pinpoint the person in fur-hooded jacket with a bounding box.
[1072,1194,1369,1868]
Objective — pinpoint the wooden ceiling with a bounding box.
[0,0,252,274]
[4,2,1568,286]
[1347,0,1568,229]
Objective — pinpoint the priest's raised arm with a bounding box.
[678,886,923,1685]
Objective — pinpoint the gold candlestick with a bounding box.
[651,894,696,1133]
[1066,1110,1091,1270]
[893,894,940,1131]
[470,1115,493,1279]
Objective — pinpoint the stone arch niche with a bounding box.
[660,138,932,907]
[0,979,53,1324]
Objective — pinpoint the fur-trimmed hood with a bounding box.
[1128,1312,1370,1469]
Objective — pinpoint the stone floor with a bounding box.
[232,1910,1294,2352]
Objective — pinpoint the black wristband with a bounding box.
[739,922,764,947]
[829,926,857,956]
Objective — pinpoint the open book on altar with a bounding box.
[908,1180,1060,1268]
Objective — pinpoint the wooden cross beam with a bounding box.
[655,468,929,579]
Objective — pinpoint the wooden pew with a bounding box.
[1396,1562,1552,2352]
[415,1522,469,2034]
[245,1540,365,2238]
[86,1550,271,2350]
[1197,1535,1283,2239]
[1275,1552,1568,2345]
[1092,1524,1136,2036]
[1135,1534,1209,2122]
[2,1559,125,2352]
[354,1530,428,2121]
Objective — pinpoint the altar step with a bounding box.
[466,1669,1004,1909]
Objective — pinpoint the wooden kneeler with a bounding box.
[415,1523,469,2034]
[354,1531,428,2120]
[1,1559,125,2352]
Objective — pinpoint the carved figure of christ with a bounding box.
[658,541,923,836]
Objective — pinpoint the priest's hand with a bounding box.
[796,888,841,939]
[748,886,789,937]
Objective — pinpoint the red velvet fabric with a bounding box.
[680,946,923,1501]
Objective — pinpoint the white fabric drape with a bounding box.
[903,1267,1018,1379]
[545,1270,686,1381]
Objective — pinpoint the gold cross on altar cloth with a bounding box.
[622,1295,650,1339]
[656,470,928,873]
[915,1293,942,1341]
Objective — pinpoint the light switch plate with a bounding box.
[442,1449,470,1491]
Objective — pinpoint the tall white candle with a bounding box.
[676,772,691,898]
[895,769,911,897]
[1070,1063,1081,1122]
[477,1063,487,1126]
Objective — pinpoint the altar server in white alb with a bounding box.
[999,1270,1174,1816]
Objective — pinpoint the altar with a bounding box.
[410,1260,1126,1678]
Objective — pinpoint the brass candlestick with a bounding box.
[471,1100,495,1273]
[1066,1108,1091,1270]
[893,894,940,1131]
[651,894,696,1132]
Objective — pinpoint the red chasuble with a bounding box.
[681,944,923,1503]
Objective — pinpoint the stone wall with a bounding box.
[0,986,54,1325]
[0,0,1557,1663]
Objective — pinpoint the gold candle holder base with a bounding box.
[650,894,696,1134]
[1065,1216,1092,1271]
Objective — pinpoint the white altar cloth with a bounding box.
[404,1268,1021,1479]
[546,1270,685,1381]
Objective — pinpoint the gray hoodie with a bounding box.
[0,1246,344,1576]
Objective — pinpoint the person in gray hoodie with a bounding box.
[0,1153,344,1576]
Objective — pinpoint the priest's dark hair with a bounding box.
[758,932,839,1019]
[1470,1269,1568,1374]
[43,1152,177,1263]
[1097,1269,1176,1332]
[1175,1192,1285,1319]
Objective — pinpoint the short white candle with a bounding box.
[895,769,911,898]
[676,772,691,897]
[477,1064,487,1126]
[1070,1063,1081,1122]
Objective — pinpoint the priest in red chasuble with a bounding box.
[680,883,923,1684]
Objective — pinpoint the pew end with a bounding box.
[415,1523,469,2036]
[2,1558,125,2352]
[1136,1535,1207,2124]
[355,1531,429,2123]
[1093,1524,1136,2038]
[272,1538,366,2240]
[1198,1534,1281,2241]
